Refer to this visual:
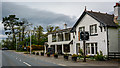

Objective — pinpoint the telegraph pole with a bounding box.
[83,31,86,62]
[30,31,31,54]
[80,31,89,62]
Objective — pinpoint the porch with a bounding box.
[45,42,73,55]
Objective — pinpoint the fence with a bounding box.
[108,52,120,59]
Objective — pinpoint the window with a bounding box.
[52,34,56,42]
[58,34,63,41]
[65,33,70,41]
[79,27,85,33]
[64,44,70,52]
[91,43,94,54]
[76,43,80,53]
[90,24,97,35]
[78,27,85,41]
[95,43,97,54]
[86,43,97,55]
[86,43,90,54]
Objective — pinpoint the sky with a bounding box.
[0,0,119,41]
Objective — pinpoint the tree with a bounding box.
[36,26,43,45]
[2,15,28,49]
[46,25,60,33]
[20,18,29,41]
[2,15,19,49]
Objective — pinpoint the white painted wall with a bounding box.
[108,28,118,52]
[47,32,74,54]
[74,14,108,55]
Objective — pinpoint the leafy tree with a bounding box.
[36,26,43,45]
[2,15,29,49]
[46,25,60,33]
[20,18,29,41]
[2,15,19,49]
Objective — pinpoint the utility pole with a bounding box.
[83,40,86,62]
[80,31,89,62]
[16,38,17,51]
[30,31,31,54]
[83,31,86,62]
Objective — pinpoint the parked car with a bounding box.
[2,47,8,50]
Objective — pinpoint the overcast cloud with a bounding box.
[1,2,117,40]
[2,2,77,31]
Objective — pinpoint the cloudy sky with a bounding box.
[0,0,119,41]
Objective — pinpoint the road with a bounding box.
[2,50,63,66]
[2,50,118,68]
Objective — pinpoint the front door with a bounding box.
[57,45,62,54]
[51,45,55,54]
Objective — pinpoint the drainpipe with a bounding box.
[106,27,109,59]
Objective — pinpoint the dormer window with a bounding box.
[90,24,97,36]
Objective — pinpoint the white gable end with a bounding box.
[75,14,108,55]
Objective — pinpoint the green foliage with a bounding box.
[32,45,44,50]
[79,49,83,55]
[47,52,50,55]
[64,53,69,56]
[46,25,60,33]
[72,54,78,57]
[95,51,105,61]
[54,53,58,55]
[2,15,48,50]
[2,15,29,50]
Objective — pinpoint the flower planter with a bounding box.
[36,52,39,55]
[64,55,69,60]
[41,52,44,56]
[32,52,35,55]
[54,55,58,58]
[72,57,77,61]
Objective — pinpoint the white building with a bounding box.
[45,2,120,56]
[45,24,74,54]
[71,2,120,55]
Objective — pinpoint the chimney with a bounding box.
[64,23,67,29]
[114,2,120,24]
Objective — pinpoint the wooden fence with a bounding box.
[108,52,120,59]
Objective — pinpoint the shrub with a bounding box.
[54,53,58,56]
[24,52,30,54]
[47,52,50,57]
[64,53,69,56]
[86,55,90,58]
[79,49,83,55]
[78,55,83,59]
[95,51,105,61]
[72,54,78,61]
[47,52,50,54]
[54,53,58,58]
[72,54,78,57]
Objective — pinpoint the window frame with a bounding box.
[78,26,85,41]
[90,24,98,36]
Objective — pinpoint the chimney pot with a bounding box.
[64,23,67,29]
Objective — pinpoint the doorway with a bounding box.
[57,45,62,54]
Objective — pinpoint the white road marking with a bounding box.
[19,59,21,62]
[23,62,31,66]
[16,58,17,59]
[58,64,66,66]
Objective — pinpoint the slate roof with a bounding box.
[71,11,119,32]
[47,28,72,34]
